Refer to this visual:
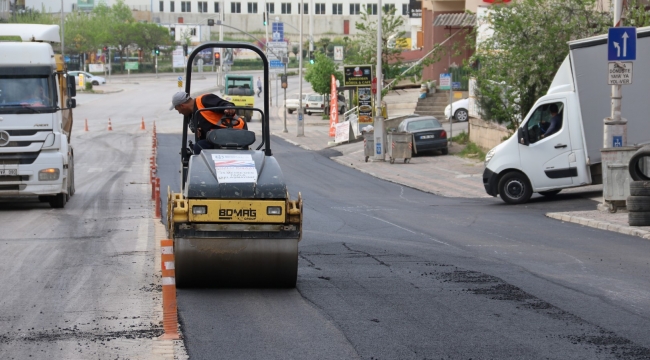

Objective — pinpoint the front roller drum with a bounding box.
[174,237,298,288]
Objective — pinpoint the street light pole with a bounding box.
[374,0,385,161]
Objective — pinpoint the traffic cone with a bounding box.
[84,118,89,131]
[140,117,146,130]
[107,118,113,131]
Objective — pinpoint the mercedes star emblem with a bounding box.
[0,131,10,147]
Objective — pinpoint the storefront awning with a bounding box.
[433,13,477,27]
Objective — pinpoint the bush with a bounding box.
[84,82,93,91]
[457,142,486,161]
[451,131,469,145]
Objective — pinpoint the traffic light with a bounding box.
[214,51,221,66]
[263,12,267,26]
[154,46,160,56]
[309,51,315,64]
[103,46,108,54]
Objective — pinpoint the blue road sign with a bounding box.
[271,22,284,42]
[452,82,461,90]
[608,27,637,61]
[298,113,303,121]
[177,76,183,81]
[270,59,284,68]
[613,136,623,148]
[376,142,381,155]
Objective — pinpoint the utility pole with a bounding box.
[60,0,64,59]
[374,1,385,161]
[309,0,313,54]
[604,0,627,148]
[297,0,304,137]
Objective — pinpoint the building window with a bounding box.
[281,3,291,14]
[214,2,219,12]
[314,3,325,14]
[402,3,408,15]
[170,1,175,12]
[181,1,191,12]
[190,28,197,36]
[159,1,164,11]
[231,2,241,13]
[247,2,257,13]
[366,4,377,15]
[298,3,307,14]
[170,27,176,38]
[383,4,395,14]
[332,3,342,15]
[266,3,274,14]
[350,3,360,15]
[198,1,207,12]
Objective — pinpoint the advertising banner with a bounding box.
[172,46,185,68]
[329,75,339,137]
[335,121,351,143]
[409,0,421,18]
[88,64,104,72]
[343,65,372,86]
[357,87,373,124]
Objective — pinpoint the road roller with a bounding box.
[167,42,302,287]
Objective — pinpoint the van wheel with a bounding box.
[307,111,312,116]
[498,172,532,204]
[49,193,67,208]
[288,109,294,114]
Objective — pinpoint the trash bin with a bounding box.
[387,132,413,164]
[363,132,375,162]
[600,146,640,212]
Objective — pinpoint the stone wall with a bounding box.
[469,117,511,151]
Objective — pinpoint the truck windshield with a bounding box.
[0,76,55,113]
[226,78,253,96]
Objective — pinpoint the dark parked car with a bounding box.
[397,116,448,155]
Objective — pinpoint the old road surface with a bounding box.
[156,80,650,359]
[2,74,649,359]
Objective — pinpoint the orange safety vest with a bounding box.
[196,95,245,129]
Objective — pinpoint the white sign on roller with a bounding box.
[608,61,633,85]
[335,121,351,143]
[212,154,258,183]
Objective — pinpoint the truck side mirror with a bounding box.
[66,98,76,109]
[67,75,76,97]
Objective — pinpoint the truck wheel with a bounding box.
[454,109,469,122]
[630,181,650,196]
[539,190,561,197]
[49,193,66,208]
[288,109,294,114]
[498,172,532,204]
[628,211,650,226]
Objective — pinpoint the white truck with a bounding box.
[0,24,77,208]
[483,26,650,204]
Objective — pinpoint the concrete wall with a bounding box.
[468,117,510,151]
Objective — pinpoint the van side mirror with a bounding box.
[66,98,76,109]
[67,75,76,97]
[518,127,529,146]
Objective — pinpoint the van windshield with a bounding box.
[0,76,56,113]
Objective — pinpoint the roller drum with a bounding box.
[174,237,298,288]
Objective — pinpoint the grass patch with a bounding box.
[457,141,486,161]
[451,131,469,145]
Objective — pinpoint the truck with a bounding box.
[222,74,254,122]
[483,26,650,204]
[0,24,77,208]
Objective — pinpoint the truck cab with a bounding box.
[0,24,77,208]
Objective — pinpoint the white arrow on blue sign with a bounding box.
[608,27,637,61]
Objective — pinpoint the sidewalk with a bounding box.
[264,93,650,241]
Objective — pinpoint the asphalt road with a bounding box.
[159,129,650,359]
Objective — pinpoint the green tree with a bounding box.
[469,0,614,129]
[304,52,342,95]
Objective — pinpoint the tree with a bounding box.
[304,52,342,95]
[469,0,613,130]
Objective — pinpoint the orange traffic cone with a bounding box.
[84,118,89,131]
[107,118,113,131]
[140,117,146,130]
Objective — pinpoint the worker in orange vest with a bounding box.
[170,91,246,154]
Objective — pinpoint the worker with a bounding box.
[170,91,246,154]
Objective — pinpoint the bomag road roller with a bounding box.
[167,43,302,287]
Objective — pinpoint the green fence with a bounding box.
[449,66,470,91]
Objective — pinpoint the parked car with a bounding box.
[329,94,347,115]
[68,71,106,86]
[284,93,309,114]
[304,93,325,115]
[444,98,469,122]
[397,116,448,155]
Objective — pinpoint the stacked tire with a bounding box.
[627,147,650,226]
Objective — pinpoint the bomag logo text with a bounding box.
[219,208,257,220]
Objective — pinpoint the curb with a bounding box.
[546,212,650,240]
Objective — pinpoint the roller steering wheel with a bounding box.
[217,112,242,129]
